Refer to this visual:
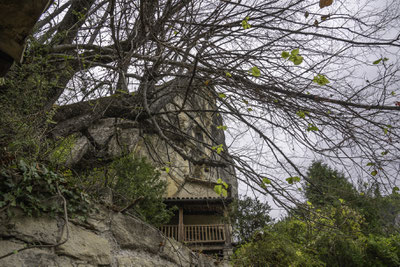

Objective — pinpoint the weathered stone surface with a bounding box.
[0,240,25,267]
[111,213,162,252]
[116,253,176,267]
[66,135,90,166]
[107,128,141,157]
[85,206,111,233]
[0,215,59,244]
[88,118,117,146]
[0,209,229,267]
[57,222,112,265]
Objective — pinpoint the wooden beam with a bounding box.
[178,207,184,242]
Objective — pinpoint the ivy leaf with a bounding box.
[366,162,375,166]
[381,151,388,156]
[338,198,345,204]
[306,201,312,206]
[247,108,253,111]
[225,72,232,77]
[164,167,170,174]
[371,170,378,176]
[250,66,261,77]
[393,186,399,194]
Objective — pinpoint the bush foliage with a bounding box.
[232,162,400,266]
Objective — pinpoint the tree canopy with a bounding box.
[1,0,400,212]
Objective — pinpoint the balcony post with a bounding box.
[178,207,184,242]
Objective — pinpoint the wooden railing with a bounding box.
[159,224,226,243]
[159,225,179,241]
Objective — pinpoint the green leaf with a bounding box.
[381,150,388,156]
[366,162,375,166]
[393,186,399,194]
[286,176,300,184]
[26,186,32,193]
[262,177,271,185]
[373,59,382,65]
[383,127,390,135]
[296,110,309,119]
[291,48,300,56]
[371,170,378,176]
[217,125,228,130]
[391,91,395,96]
[281,51,290,59]
[214,178,229,197]
[241,16,251,29]
[212,144,224,154]
[221,188,228,197]
[214,184,222,195]
[225,72,232,77]
[164,167,170,173]
[338,198,345,204]
[250,66,261,77]
[313,74,330,86]
[306,201,312,206]
[247,108,253,111]
[292,55,303,65]
[373,58,388,64]
[218,93,226,98]
[306,124,319,132]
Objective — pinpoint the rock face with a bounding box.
[62,88,238,200]
[0,208,228,267]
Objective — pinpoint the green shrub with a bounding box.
[0,159,91,219]
[110,155,174,226]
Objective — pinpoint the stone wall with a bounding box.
[0,207,229,267]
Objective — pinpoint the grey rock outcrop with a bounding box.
[0,207,228,267]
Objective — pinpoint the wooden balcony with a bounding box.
[159,224,226,243]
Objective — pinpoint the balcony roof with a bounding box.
[164,196,234,204]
